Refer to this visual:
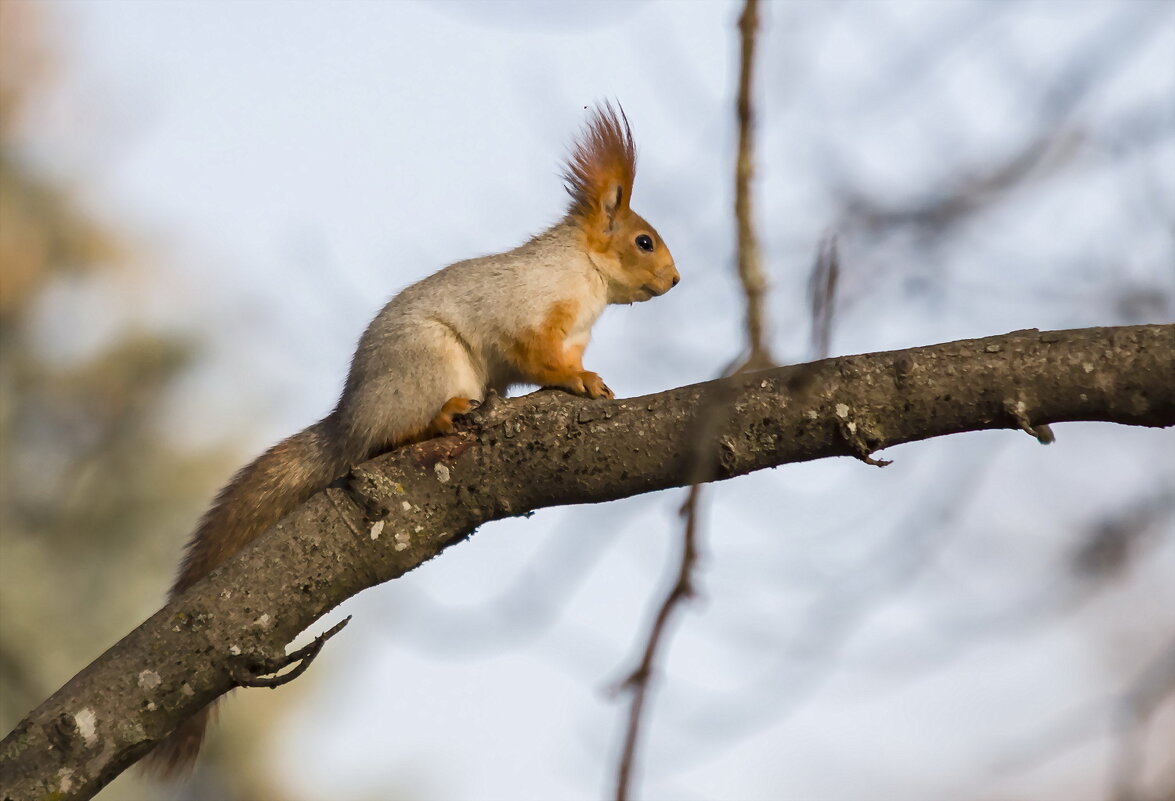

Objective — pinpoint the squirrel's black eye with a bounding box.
[635,234,654,252]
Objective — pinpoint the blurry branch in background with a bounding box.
[985,492,1175,801]
[994,629,1175,801]
[613,2,777,798]
[831,4,1152,237]
[1069,490,1174,582]
[730,0,773,374]
[1111,638,1175,801]
[889,489,1174,663]
[807,234,839,361]
[791,489,1175,704]
[838,126,1082,238]
[612,483,704,801]
[838,2,1169,240]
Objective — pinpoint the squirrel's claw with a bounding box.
[580,371,613,400]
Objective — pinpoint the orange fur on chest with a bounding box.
[508,299,586,385]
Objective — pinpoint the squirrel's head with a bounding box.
[564,102,679,304]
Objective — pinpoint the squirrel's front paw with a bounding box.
[578,371,614,400]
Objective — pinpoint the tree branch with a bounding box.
[2,324,1172,800]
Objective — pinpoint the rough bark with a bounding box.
[2,324,1173,800]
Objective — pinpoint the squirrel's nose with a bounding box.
[671,274,680,287]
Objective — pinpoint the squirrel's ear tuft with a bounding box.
[601,184,625,232]
[563,101,637,234]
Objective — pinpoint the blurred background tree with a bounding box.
[0,1,271,797]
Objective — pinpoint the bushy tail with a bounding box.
[143,415,348,778]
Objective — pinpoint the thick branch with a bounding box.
[2,324,1172,800]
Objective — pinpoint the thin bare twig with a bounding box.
[613,484,703,801]
[808,234,840,361]
[228,616,351,690]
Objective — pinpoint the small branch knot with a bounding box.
[1005,399,1056,444]
[834,406,893,467]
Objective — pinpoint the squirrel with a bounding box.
[144,102,678,777]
